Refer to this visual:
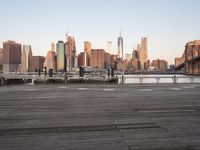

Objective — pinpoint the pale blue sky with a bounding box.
[0,0,200,64]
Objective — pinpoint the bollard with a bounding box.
[0,77,5,85]
[111,67,114,77]
[108,69,110,77]
[35,68,38,77]
[44,67,47,76]
[122,75,124,85]
[79,67,84,77]
[64,76,68,84]
[49,69,53,77]
[38,69,41,76]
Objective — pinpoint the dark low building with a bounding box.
[104,52,111,69]
[0,48,3,72]
[29,56,45,72]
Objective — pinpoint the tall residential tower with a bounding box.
[66,34,77,71]
[21,45,32,72]
[139,37,148,69]
[56,41,66,71]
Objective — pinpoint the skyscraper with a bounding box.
[117,32,123,60]
[66,34,77,71]
[44,43,56,72]
[3,41,21,73]
[107,41,113,54]
[132,49,139,60]
[84,41,91,55]
[56,41,66,71]
[21,45,32,72]
[132,48,141,71]
[51,42,55,52]
[83,41,92,66]
[139,37,148,69]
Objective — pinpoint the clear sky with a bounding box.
[0,0,200,64]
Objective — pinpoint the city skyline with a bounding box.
[1,0,200,64]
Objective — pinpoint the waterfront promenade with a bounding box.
[0,84,200,150]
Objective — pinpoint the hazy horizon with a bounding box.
[1,0,200,64]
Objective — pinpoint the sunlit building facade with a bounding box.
[66,35,77,71]
[107,41,113,54]
[84,41,91,55]
[139,37,148,69]
[90,49,105,68]
[44,42,56,72]
[21,45,32,72]
[151,59,168,71]
[131,49,141,71]
[78,52,89,67]
[56,41,66,71]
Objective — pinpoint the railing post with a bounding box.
[64,76,68,84]
[1,77,5,85]
[139,76,143,84]
[191,77,194,83]
[31,79,34,85]
[173,75,177,84]
[156,77,160,84]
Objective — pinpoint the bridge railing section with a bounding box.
[118,75,200,84]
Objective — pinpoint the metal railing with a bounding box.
[118,75,200,84]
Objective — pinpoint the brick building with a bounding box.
[78,52,89,67]
[29,56,45,72]
[90,49,105,68]
[3,41,21,73]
